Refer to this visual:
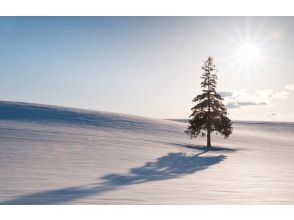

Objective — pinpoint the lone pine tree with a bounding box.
[186,56,232,148]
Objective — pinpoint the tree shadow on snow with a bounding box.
[174,143,238,153]
[154,141,239,153]
[0,151,226,205]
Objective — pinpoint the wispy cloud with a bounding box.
[267,112,278,118]
[285,84,294,91]
[220,85,293,110]
[227,101,267,109]
[256,90,290,100]
[218,91,233,98]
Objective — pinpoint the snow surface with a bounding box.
[0,101,294,204]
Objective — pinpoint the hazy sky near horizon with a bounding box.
[0,17,294,121]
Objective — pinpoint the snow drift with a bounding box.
[0,101,294,204]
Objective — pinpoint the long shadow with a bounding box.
[0,152,226,204]
[153,141,239,153]
[173,143,238,152]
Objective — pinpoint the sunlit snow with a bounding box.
[0,101,294,204]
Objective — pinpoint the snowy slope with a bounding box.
[0,101,294,204]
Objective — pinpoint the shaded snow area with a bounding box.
[1,101,294,204]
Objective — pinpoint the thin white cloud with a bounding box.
[256,90,290,100]
[221,85,292,110]
[218,91,233,98]
[267,112,278,118]
[227,101,267,109]
[285,84,294,91]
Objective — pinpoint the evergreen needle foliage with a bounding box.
[186,56,233,148]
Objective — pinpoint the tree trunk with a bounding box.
[207,128,211,148]
[207,71,212,148]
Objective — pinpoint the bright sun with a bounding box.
[236,43,260,65]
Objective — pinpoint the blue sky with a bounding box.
[0,17,294,121]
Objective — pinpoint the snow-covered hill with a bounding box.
[0,101,294,204]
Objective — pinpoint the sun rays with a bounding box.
[236,42,261,65]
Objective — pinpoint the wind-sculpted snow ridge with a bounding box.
[1,101,294,204]
[0,101,182,136]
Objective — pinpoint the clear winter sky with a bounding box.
[0,17,294,121]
